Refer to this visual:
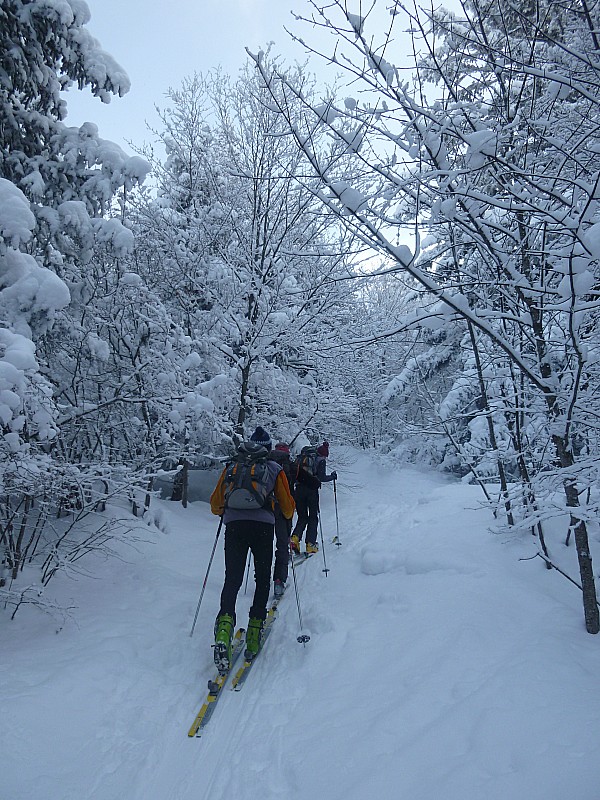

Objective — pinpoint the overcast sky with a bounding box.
[64,0,335,154]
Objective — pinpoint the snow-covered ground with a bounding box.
[3,449,600,800]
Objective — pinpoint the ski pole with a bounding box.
[333,479,342,547]
[243,551,251,595]
[189,517,223,637]
[318,513,329,576]
[289,541,310,645]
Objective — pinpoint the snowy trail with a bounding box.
[3,449,600,799]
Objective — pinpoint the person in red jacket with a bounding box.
[267,442,298,597]
[210,427,295,671]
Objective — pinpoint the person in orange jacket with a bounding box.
[210,426,295,672]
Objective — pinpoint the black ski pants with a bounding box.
[273,509,292,584]
[292,483,320,546]
[219,520,274,622]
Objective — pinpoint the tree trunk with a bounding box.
[529,305,598,632]
[236,361,251,439]
[144,476,154,513]
[181,461,189,509]
[171,459,187,503]
[554,435,599,634]
[468,324,514,525]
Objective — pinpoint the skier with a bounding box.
[291,440,337,555]
[267,442,298,598]
[210,426,295,671]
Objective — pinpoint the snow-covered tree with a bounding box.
[0,0,153,608]
[132,66,358,456]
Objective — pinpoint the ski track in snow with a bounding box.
[3,448,600,799]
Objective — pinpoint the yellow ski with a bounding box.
[230,602,280,691]
[187,628,245,737]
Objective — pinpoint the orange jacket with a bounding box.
[210,465,295,520]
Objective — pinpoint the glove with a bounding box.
[331,471,338,481]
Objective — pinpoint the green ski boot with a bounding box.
[245,617,264,660]
[213,613,235,674]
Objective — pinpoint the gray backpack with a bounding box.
[223,442,274,510]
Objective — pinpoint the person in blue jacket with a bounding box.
[291,440,337,555]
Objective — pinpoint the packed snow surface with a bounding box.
[2,448,600,799]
